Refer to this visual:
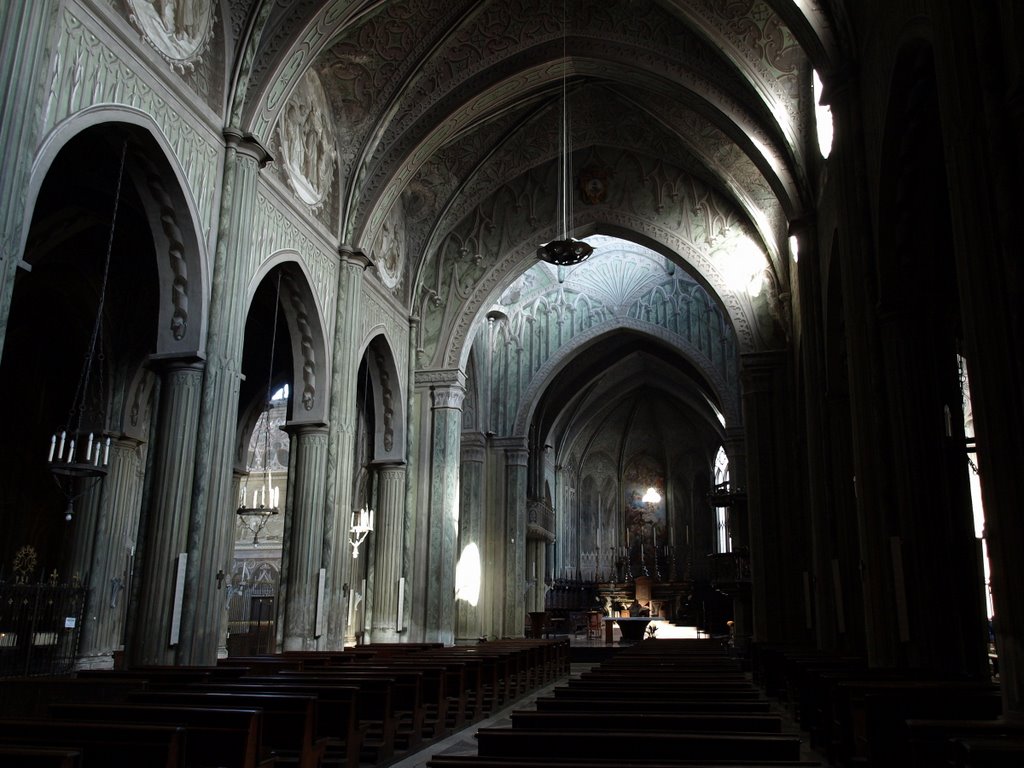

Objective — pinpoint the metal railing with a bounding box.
[0,582,87,677]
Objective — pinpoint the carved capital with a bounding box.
[223,129,274,168]
[431,385,465,411]
[339,245,373,272]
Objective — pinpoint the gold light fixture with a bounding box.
[537,1,592,267]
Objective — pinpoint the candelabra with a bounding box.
[349,506,374,558]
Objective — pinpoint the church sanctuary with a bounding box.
[1,0,1022,765]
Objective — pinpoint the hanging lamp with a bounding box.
[236,272,283,546]
[537,0,592,266]
[47,141,127,521]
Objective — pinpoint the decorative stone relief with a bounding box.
[413,147,769,370]
[476,240,740,435]
[370,198,406,291]
[353,6,787,244]
[127,0,215,71]
[362,288,410,385]
[136,151,191,342]
[417,87,785,274]
[276,68,336,209]
[373,349,396,452]
[281,270,318,412]
[252,189,337,333]
[48,9,221,238]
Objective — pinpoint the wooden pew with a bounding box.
[0,747,82,767]
[951,735,1024,767]
[226,676,401,761]
[474,728,803,762]
[551,682,764,701]
[829,680,1001,767]
[128,690,323,768]
[48,703,267,768]
[860,690,1003,767]
[426,758,822,768]
[533,696,773,715]
[0,676,149,717]
[508,710,784,734]
[163,681,367,768]
[0,719,185,768]
[904,719,1024,767]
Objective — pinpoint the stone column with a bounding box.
[456,432,486,642]
[499,440,529,637]
[824,72,902,668]
[526,539,547,613]
[370,462,406,642]
[424,377,465,644]
[177,131,271,664]
[323,247,372,649]
[128,360,203,666]
[0,0,57,360]
[741,351,809,645]
[878,308,986,676]
[77,436,144,667]
[280,423,328,650]
[930,3,1024,718]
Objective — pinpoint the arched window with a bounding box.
[813,70,834,159]
[714,446,731,554]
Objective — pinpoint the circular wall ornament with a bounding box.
[128,0,215,71]
[278,70,337,209]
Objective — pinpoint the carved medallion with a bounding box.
[278,69,337,209]
[373,202,406,290]
[579,165,610,204]
[128,0,214,71]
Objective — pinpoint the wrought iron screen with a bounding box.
[226,581,276,656]
[0,583,87,677]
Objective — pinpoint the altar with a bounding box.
[604,616,654,644]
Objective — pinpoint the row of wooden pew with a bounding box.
[427,638,823,768]
[0,637,568,768]
[753,643,1020,767]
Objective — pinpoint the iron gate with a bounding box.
[0,583,87,677]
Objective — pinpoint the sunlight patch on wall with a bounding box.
[455,542,481,607]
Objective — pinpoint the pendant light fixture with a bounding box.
[47,141,127,521]
[236,271,283,546]
[537,0,592,266]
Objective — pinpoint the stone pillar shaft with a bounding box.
[78,437,143,665]
[503,444,529,637]
[424,380,465,644]
[129,361,203,666]
[457,432,486,642]
[323,249,371,648]
[178,133,269,663]
[281,423,328,650]
[741,351,808,645]
[370,463,407,641]
[0,0,56,359]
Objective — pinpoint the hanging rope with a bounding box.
[67,139,127,435]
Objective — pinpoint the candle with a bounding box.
[103,437,110,465]
[68,439,75,463]
[86,433,94,462]
[58,431,66,460]
[48,435,56,462]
